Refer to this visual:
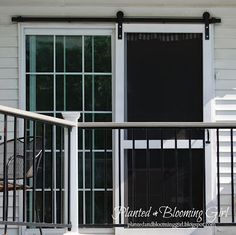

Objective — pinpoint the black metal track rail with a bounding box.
[11,12,221,24]
[12,11,221,40]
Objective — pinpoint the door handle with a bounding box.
[206,129,210,144]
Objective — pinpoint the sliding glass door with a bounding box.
[25,31,113,225]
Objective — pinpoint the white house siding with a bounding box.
[0,1,236,235]
[214,12,236,225]
[0,11,19,235]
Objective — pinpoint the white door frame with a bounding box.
[18,23,115,233]
[114,23,215,228]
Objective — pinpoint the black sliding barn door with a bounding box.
[125,33,204,224]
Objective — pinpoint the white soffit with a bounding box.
[1,0,236,7]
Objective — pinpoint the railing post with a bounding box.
[62,112,80,235]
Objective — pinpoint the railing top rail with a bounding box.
[78,121,236,129]
[3,104,236,129]
[0,105,75,127]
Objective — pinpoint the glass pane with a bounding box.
[67,75,82,110]
[77,127,83,152]
[85,152,112,189]
[56,75,82,111]
[36,75,53,111]
[85,191,112,224]
[85,152,91,188]
[84,75,92,111]
[94,36,111,72]
[56,36,83,72]
[78,152,83,189]
[85,75,112,111]
[85,114,112,150]
[65,36,82,72]
[79,191,84,224]
[84,36,92,72]
[56,75,65,111]
[36,152,52,188]
[84,36,111,72]
[44,192,53,223]
[29,191,54,223]
[26,75,53,111]
[85,191,92,223]
[55,120,64,149]
[26,35,54,72]
[85,113,112,122]
[56,191,63,223]
[94,191,112,224]
[94,76,111,111]
[94,152,112,188]
[56,36,64,72]
[56,152,64,188]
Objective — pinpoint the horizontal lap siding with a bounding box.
[0,21,18,109]
[214,12,236,224]
[215,22,236,108]
[0,17,20,235]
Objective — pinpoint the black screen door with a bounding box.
[126,33,203,122]
[125,33,204,224]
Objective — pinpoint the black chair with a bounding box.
[0,137,42,235]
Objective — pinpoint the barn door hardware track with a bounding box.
[12,11,221,40]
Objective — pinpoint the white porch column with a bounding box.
[62,112,80,235]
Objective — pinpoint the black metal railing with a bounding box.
[216,127,235,225]
[0,107,73,232]
[1,105,236,230]
[77,122,236,228]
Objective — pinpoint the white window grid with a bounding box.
[25,31,113,224]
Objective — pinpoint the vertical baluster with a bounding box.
[131,129,135,223]
[145,128,150,220]
[161,129,165,222]
[118,129,121,225]
[90,129,93,224]
[42,123,45,222]
[51,125,54,223]
[216,128,220,223]
[175,129,178,211]
[3,115,7,222]
[60,126,63,224]
[23,118,27,222]
[3,115,8,235]
[104,129,108,224]
[32,121,36,222]
[231,128,235,223]
[67,127,71,226]
[189,129,193,212]
[13,117,17,221]
[203,128,206,223]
